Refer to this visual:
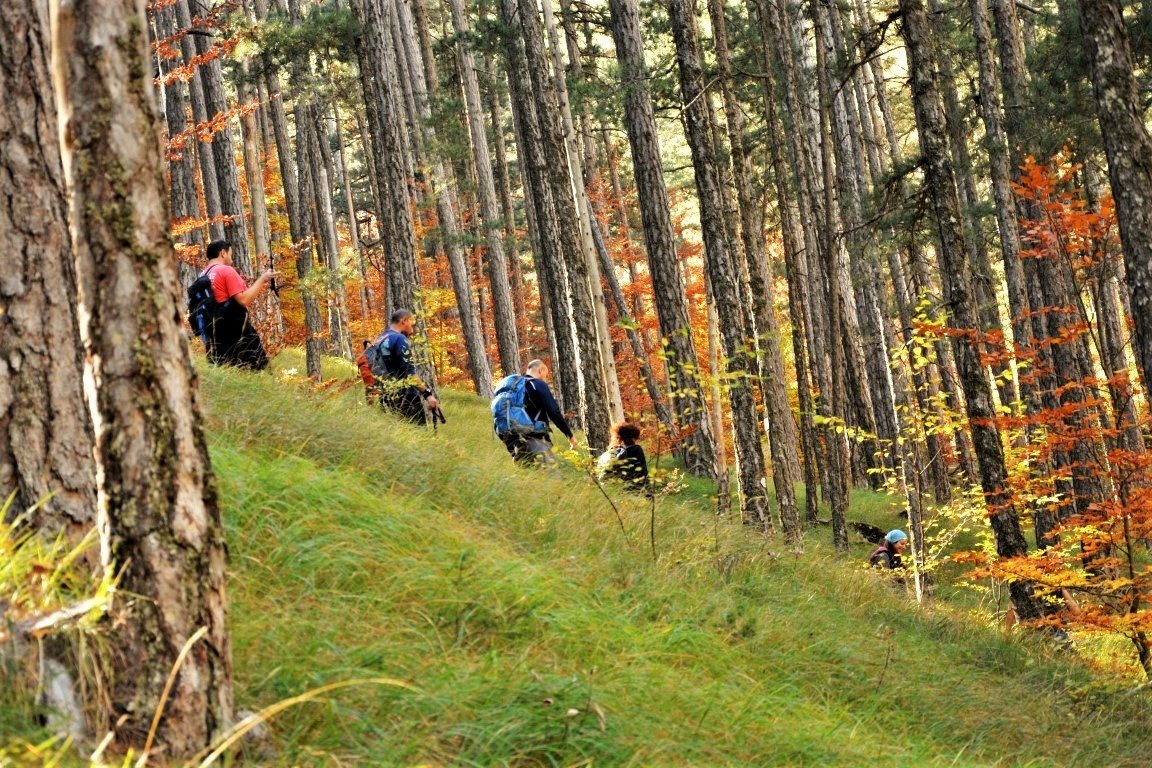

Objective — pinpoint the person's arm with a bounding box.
[233,269,279,307]
[530,380,574,440]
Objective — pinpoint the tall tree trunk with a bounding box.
[708,0,800,538]
[1079,0,1152,392]
[176,0,223,243]
[608,0,720,481]
[485,58,529,325]
[540,0,624,428]
[448,0,521,377]
[898,0,1047,621]
[0,0,97,540]
[515,0,612,450]
[294,103,330,375]
[351,0,422,320]
[54,0,232,750]
[668,0,769,528]
[155,4,202,262]
[812,5,854,547]
[191,0,249,271]
[501,1,582,415]
[396,0,493,396]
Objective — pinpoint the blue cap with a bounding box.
[885,529,908,544]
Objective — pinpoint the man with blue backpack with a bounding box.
[492,359,576,466]
[364,309,440,425]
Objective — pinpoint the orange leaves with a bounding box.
[166,101,260,156]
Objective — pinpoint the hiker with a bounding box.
[364,309,439,425]
[493,359,576,467]
[870,529,909,571]
[197,240,278,370]
[597,421,651,496]
[355,339,381,405]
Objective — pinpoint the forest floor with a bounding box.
[201,351,1151,766]
[5,351,1151,766]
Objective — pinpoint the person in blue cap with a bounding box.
[869,529,909,571]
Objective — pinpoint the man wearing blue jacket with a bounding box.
[503,359,577,466]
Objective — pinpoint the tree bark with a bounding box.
[668,0,769,528]
[54,0,232,750]
[191,0,249,271]
[448,0,521,377]
[351,0,422,319]
[898,0,1047,621]
[708,0,800,538]
[501,1,582,414]
[0,0,97,541]
[396,0,493,396]
[608,0,720,481]
[514,0,612,450]
[1079,0,1152,392]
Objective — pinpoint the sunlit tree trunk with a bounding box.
[395,0,492,396]
[608,0,720,481]
[0,0,96,541]
[54,0,232,750]
[708,0,800,538]
[668,0,769,528]
[448,0,521,377]
[898,0,1047,621]
[1079,0,1152,393]
[191,0,249,271]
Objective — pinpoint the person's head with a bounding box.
[885,529,909,553]
[614,421,641,446]
[206,239,232,264]
[390,308,415,336]
[525,359,550,380]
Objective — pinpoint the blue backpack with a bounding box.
[492,375,546,437]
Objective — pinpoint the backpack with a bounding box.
[364,330,398,379]
[869,545,892,569]
[491,375,547,437]
[187,265,223,343]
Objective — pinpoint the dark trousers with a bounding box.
[207,302,268,371]
[382,385,427,425]
[500,433,557,467]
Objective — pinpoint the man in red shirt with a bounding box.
[200,240,279,370]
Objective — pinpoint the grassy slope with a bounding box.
[198,354,1148,765]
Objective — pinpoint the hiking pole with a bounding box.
[431,406,447,425]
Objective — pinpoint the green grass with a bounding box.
[205,352,1151,766]
[4,351,1151,766]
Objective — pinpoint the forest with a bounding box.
[5,0,1152,763]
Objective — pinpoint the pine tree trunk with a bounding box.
[1079,0,1152,393]
[707,0,800,538]
[540,0,624,429]
[448,0,521,377]
[0,0,97,541]
[753,6,821,527]
[395,0,493,396]
[898,0,1047,621]
[293,104,329,376]
[515,0,611,450]
[176,0,223,243]
[485,61,529,324]
[668,0,769,528]
[608,0,720,481]
[55,0,232,750]
[351,0,422,319]
[501,3,582,414]
[191,0,249,271]
[155,4,203,262]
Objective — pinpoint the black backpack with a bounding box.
[187,265,223,343]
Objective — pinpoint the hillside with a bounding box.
[185,353,1150,767]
